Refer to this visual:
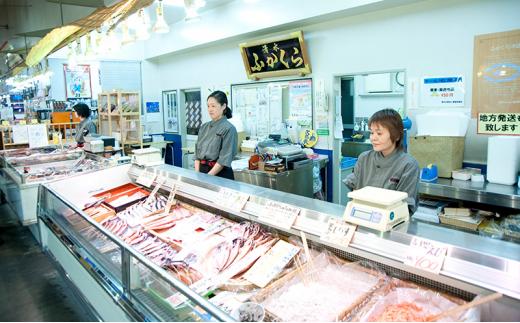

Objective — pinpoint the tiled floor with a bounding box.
[0,203,95,321]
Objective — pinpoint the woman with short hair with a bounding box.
[344,109,420,214]
[72,103,97,146]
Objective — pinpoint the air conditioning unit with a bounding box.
[364,73,392,93]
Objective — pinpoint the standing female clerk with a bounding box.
[73,103,97,146]
[194,91,238,180]
[344,109,420,214]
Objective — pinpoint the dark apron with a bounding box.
[200,163,235,180]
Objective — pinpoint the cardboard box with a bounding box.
[409,136,464,178]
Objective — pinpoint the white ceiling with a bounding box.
[0,0,237,53]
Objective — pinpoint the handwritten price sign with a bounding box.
[320,217,357,248]
[258,201,300,230]
[404,236,448,274]
[214,188,250,213]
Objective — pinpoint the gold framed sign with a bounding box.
[239,31,311,80]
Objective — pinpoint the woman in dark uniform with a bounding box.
[73,103,97,146]
[195,91,237,180]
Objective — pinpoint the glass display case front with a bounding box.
[1,147,110,184]
[37,164,520,322]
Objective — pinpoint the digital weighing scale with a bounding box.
[344,186,410,232]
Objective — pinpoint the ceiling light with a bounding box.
[136,8,151,40]
[84,34,96,60]
[162,0,184,6]
[67,43,77,69]
[121,21,136,45]
[153,0,170,34]
[184,0,203,22]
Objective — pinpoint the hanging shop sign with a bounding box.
[239,31,311,80]
[472,29,520,118]
[420,75,465,107]
[477,113,520,135]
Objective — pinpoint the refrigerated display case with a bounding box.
[37,164,520,321]
[0,146,111,234]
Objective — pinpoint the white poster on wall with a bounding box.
[420,75,465,107]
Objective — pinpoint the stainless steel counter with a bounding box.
[419,178,520,209]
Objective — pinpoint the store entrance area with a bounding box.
[0,203,94,322]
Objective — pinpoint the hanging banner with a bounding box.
[420,75,465,107]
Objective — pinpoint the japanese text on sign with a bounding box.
[420,75,465,107]
[214,188,250,213]
[258,201,300,230]
[320,217,357,248]
[404,236,448,274]
[477,113,520,135]
[240,31,311,79]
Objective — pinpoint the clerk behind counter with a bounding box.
[194,90,237,180]
[343,109,420,214]
[72,103,97,146]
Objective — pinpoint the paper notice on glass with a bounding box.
[404,236,448,274]
[12,125,29,144]
[27,124,49,148]
[244,240,300,288]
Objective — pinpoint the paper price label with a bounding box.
[214,188,249,212]
[147,176,166,198]
[163,179,179,215]
[244,240,300,288]
[2,121,10,126]
[136,169,156,188]
[404,236,448,274]
[258,201,300,230]
[19,120,26,125]
[30,119,38,124]
[320,217,357,248]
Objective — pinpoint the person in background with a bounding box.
[73,103,97,146]
[344,109,420,214]
[195,91,237,180]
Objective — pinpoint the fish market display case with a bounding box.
[37,164,520,321]
[0,146,111,233]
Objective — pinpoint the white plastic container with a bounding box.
[131,147,163,166]
[487,136,520,185]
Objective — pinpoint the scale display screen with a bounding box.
[351,208,372,221]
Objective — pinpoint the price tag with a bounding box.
[19,120,26,125]
[258,200,300,230]
[404,236,448,274]
[244,240,300,288]
[136,169,156,188]
[1,120,10,126]
[214,188,249,212]
[30,119,38,124]
[320,217,357,248]
[147,175,166,200]
[163,179,179,215]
